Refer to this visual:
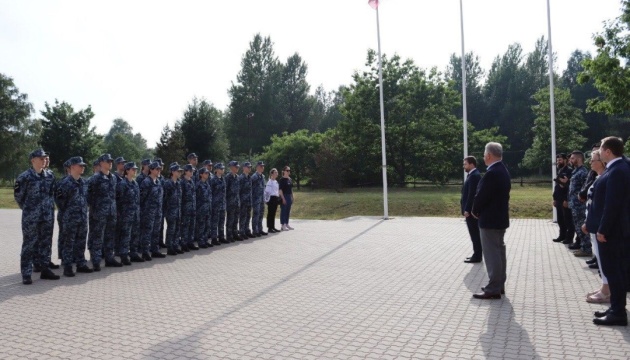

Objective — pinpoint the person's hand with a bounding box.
[464,211,470,218]
[563,201,568,208]
[559,176,568,184]
[472,212,479,219]
[579,197,586,203]
[597,232,607,243]
[282,198,286,205]
[581,224,588,235]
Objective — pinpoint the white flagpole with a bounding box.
[460,0,468,182]
[375,5,389,220]
[547,0,558,222]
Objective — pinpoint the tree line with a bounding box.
[3,2,630,188]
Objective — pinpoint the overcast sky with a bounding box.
[0,0,622,146]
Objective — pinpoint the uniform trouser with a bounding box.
[116,218,138,257]
[267,197,279,230]
[598,238,630,316]
[562,206,575,242]
[151,211,163,253]
[181,213,195,245]
[165,215,181,250]
[158,212,165,246]
[88,213,117,264]
[61,219,88,267]
[211,207,225,239]
[554,203,567,239]
[465,216,482,259]
[590,233,608,284]
[280,194,293,225]
[56,210,64,260]
[571,207,590,252]
[239,203,252,235]
[480,228,507,294]
[21,218,54,277]
[206,210,212,240]
[226,205,239,238]
[140,211,157,255]
[196,211,210,245]
[252,201,264,234]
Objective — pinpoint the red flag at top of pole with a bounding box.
[368,0,379,10]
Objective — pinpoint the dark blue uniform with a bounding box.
[251,172,265,235]
[140,177,163,255]
[116,177,140,258]
[56,176,89,266]
[181,177,196,247]
[87,171,118,265]
[225,173,240,239]
[163,178,182,251]
[210,175,226,240]
[195,178,212,246]
[238,173,253,237]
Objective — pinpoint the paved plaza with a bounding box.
[1,209,630,359]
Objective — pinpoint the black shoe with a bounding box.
[568,243,581,250]
[93,263,101,272]
[464,258,482,263]
[22,276,32,285]
[159,242,167,249]
[268,228,277,233]
[246,233,255,238]
[593,313,628,326]
[63,265,75,277]
[167,249,178,256]
[40,268,60,280]
[105,259,123,267]
[48,262,60,269]
[33,264,42,273]
[553,237,565,243]
[594,308,612,318]
[482,287,505,294]
[152,251,166,258]
[260,231,268,236]
[586,257,598,265]
[176,248,185,254]
[120,255,132,266]
[181,244,190,252]
[211,239,221,246]
[562,239,573,245]
[589,263,599,269]
[473,292,501,299]
[130,253,145,262]
[235,235,244,241]
[142,253,153,262]
[220,238,230,244]
[76,265,94,273]
[188,244,200,251]
[199,243,209,249]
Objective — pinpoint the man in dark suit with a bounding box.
[471,142,511,299]
[461,156,482,263]
[590,137,630,326]
[552,153,573,243]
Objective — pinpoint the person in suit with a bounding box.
[552,153,574,244]
[590,136,630,326]
[471,142,511,299]
[461,156,482,263]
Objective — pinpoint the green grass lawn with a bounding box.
[0,185,552,219]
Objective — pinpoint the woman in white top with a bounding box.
[264,168,280,233]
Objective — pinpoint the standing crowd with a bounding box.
[14,150,296,285]
[461,137,630,326]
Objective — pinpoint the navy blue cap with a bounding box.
[29,148,48,159]
[187,153,198,159]
[256,161,265,167]
[214,162,224,170]
[228,160,239,167]
[203,159,213,166]
[242,161,252,168]
[124,162,138,171]
[92,160,100,167]
[115,157,126,164]
[99,154,114,163]
[170,163,183,172]
[149,161,162,170]
[67,156,87,167]
[153,157,164,166]
[141,158,151,166]
[63,160,71,168]
[183,164,194,172]
[198,167,209,175]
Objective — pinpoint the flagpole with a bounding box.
[459,0,468,182]
[547,0,558,222]
[375,5,389,220]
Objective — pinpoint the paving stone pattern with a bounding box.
[1,209,629,359]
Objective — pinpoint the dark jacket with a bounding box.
[461,168,480,215]
[590,158,630,240]
[472,161,511,230]
[553,165,572,201]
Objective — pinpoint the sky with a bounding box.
[0,0,623,146]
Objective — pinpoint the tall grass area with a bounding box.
[0,185,552,219]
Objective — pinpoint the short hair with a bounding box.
[556,153,567,159]
[463,156,477,167]
[484,142,503,158]
[592,142,601,149]
[601,136,625,156]
[571,150,585,162]
[270,168,278,176]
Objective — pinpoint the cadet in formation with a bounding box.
[187,153,199,185]
[139,161,165,261]
[53,160,70,266]
[55,157,93,276]
[43,155,60,271]
[15,149,60,284]
[114,157,126,181]
[196,167,212,248]
[116,161,143,264]
[210,163,227,245]
[87,154,120,270]
[225,161,241,241]
[239,162,254,239]
[202,160,214,243]
[181,164,198,251]
[163,163,183,255]
[251,161,267,237]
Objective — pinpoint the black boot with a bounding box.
[220,237,230,244]
[130,253,145,263]
[63,265,75,277]
[48,261,60,269]
[211,239,221,246]
[93,263,101,272]
[22,276,32,285]
[105,258,123,267]
[120,255,132,266]
[40,268,60,280]
[142,253,153,262]
[76,265,94,273]
[33,264,42,273]
[151,251,166,258]
[181,244,190,252]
